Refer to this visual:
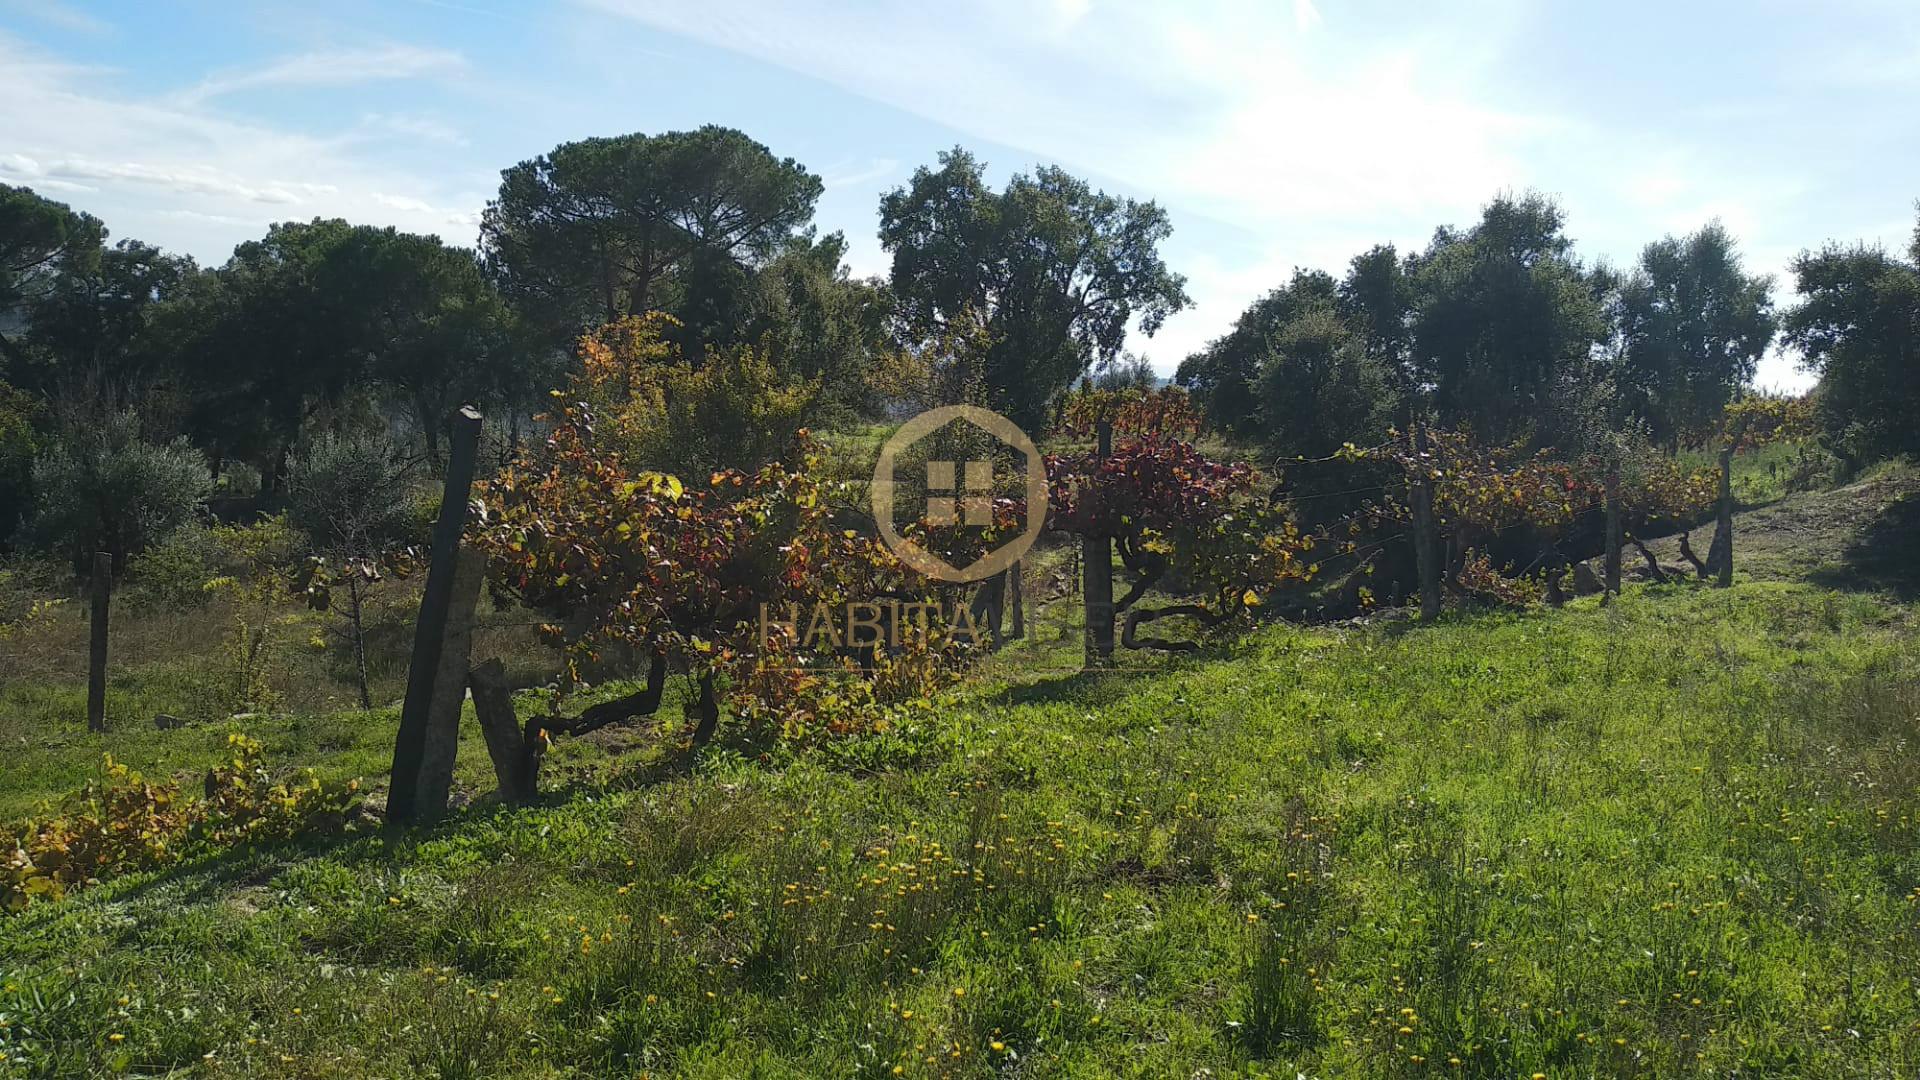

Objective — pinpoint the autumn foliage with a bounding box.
[5,735,359,913]
[1048,386,1323,645]
[471,314,959,742]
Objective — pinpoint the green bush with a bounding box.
[285,433,420,553]
[24,410,209,572]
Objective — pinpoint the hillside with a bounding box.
[4,527,1918,1077]
[1642,461,1920,596]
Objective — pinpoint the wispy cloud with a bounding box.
[577,0,1533,222]
[357,111,470,147]
[372,192,437,213]
[41,158,336,204]
[174,44,468,105]
[571,0,1547,369]
[819,157,897,189]
[0,34,486,259]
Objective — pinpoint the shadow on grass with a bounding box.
[45,724,711,929]
[990,648,1217,709]
[1808,491,1920,599]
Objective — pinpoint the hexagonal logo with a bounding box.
[871,405,1047,583]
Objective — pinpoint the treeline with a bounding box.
[1,122,1916,578]
[1179,193,1920,475]
[0,133,1191,571]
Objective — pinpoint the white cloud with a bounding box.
[42,158,311,204]
[578,0,1532,223]
[578,0,1549,375]
[372,192,438,213]
[1051,0,1092,30]
[156,208,270,228]
[0,33,485,260]
[174,45,469,105]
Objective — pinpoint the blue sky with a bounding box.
[4,1,1918,391]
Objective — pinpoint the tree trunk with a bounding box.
[1543,565,1567,608]
[496,651,670,802]
[87,551,110,733]
[1676,530,1708,579]
[1629,537,1669,584]
[266,438,294,496]
[418,394,444,469]
[469,659,534,804]
[691,671,720,746]
[1082,420,1115,666]
[970,571,1007,648]
[347,573,372,711]
[1008,559,1025,641]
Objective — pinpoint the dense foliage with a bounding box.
[880,148,1190,428]
[481,125,824,360]
[26,410,209,572]
[1783,218,1920,466]
[471,318,946,742]
[1049,387,1321,646]
[0,127,1888,632]
[573,313,820,477]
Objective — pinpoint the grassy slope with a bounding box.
[5,462,1920,1077]
[1647,459,1920,597]
[4,581,1918,1078]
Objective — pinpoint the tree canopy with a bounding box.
[1409,193,1608,444]
[880,148,1189,427]
[1783,213,1920,465]
[1611,223,1776,445]
[480,125,823,357]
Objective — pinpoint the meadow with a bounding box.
[3,569,1917,1077]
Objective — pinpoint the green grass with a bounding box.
[1676,439,1834,508]
[4,581,1918,1077]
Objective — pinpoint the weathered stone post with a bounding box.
[413,547,486,820]
[387,405,482,825]
[1713,443,1736,588]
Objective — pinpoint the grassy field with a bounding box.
[3,576,1918,1077]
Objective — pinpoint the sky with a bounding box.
[4,1,1918,392]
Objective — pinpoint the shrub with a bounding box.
[287,433,424,709]
[576,313,820,476]
[124,524,223,609]
[728,621,962,742]
[3,734,360,912]
[24,410,209,572]
[1049,387,1325,648]
[285,432,421,552]
[474,316,934,767]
